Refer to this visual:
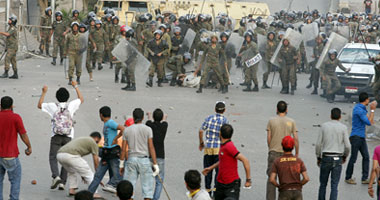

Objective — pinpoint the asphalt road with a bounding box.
[0,56,378,200]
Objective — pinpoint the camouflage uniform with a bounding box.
[65,32,82,79]
[372,56,380,103]
[320,58,347,95]
[90,27,108,65]
[199,43,226,87]
[311,42,324,89]
[165,55,186,79]
[264,39,277,84]
[278,44,298,93]
[215,24,226,32]
[238,26,246,37]
[299,42,309,72]
[171,34,183,56]
[85,26,96,73]
[141,29,155,57]
[147,38,169,82]
[52,20,66,60]
[124,39,139,85]
[103,20,112,63]
[241,41,260,88]
[40,15,52,55]
[136,22,145,53]
[220,41,233,85]
[4,25,18,73]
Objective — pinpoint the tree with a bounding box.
[38,0,49,16]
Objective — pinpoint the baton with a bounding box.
[157,174,171,200]
[270,65,276,88]
[358,29,371,58]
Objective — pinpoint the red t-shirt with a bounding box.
[217,140,240,184]
[0,110,27,157]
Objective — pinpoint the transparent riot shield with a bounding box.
[335,25,350,39]
[178,28,196,55]
[257,34,268,73]
[316,32,348,69]
[226,33,244,59]
[324,23,334,36]
[226,17,236,31]
[270,28,303,66]
[302,22,319,63]
[293,21,304,30]
[246,22,257,31]
[112,38,131,63]
[263,16,274,26]
[80,31,89,69]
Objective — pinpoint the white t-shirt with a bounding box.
[42,99,81,138]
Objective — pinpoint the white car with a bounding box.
[336,43,380,98]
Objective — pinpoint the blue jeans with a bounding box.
[88,158,121,193]
[0,158,22,200]
[365,7,371,14]
[153,158,165,200]
[123,157,154,199]
[203,154,219,190]
[345,136,370,181]
[318,156,342,200]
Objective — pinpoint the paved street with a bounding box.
[0,56,377,200]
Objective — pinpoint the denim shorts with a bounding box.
[124,157,154,199]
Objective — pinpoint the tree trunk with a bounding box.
[38,0,48,16]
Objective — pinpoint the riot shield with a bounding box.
[270,28,303,66]
[302,23,319,63]
[125,41,151,74]
[263,16,274,26]
[178,28,196,55]
[316,32,348,69]
[324,23,333,36]
[226,33,244,59]
[112,38,131,63]
[226,17,236,31]
[246,22,257,31]
[293,21,304,30]
[257,34,268,73]
[335,25,350,39]
[80,31,89,69]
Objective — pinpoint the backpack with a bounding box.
[52,104,73,135]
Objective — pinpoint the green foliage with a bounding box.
[60,8,88,23]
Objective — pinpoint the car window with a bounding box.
[339,48,380,65]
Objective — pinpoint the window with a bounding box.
[339,48,380,65]
[102,1,123,11]
[128,2,148,13]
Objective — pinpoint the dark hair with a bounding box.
[117,180,133,200]
[277,101,287,113]
[184,170,201,190]
[99,106,111,118]
[215,102,226,114]
[90,131,101,139]
[56,87,70,102]
[1,96,13,109]
[153,108,164,122]
[74,190,93,200]
[220,124,233,139]
[133,108,144,123]
[331,108,341,120]
[282,146,294,152]
[359,92,369,103]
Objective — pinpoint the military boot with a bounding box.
[243,84,251,92]
[162,77,169,83]
[157,79,163,87]
[280,87,289,94]
[121,75,126,83]
[222,85,227,94]
[239,81,247,86]
[327,94,334,103]
[311,87,318,95]
[46,48,51,57]
[68,77,72,85]
[196,84,203,93]
[98,63,103,70]
[252,85,259,92]
[306,80,312,89]
[262,81,270,89]
[146,76,153,87]
[290,88,295,95]
[110,62,113,69]
[92,62,96,69]
[76,77,81,85]
[51,57,57,66]
[0,70,9,78]
[115,74,119,83]
[9,71,18,79]
[121,83,131,90]
[170,78,176,86]
[320,90,327,98]
[225,85,229,93]
[60,58,64,65]
[127,83,136,91]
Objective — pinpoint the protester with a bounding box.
[266,100,299,200]
[37,81,83,190]
[203,124,252,200]
[88,106,124,195]
[345,92,377,184]
[0,96,32,200]
[316,108,351,200]
[74,190,93,200]
[119,108,159,200]
[198,101,228,196]
[146,109,168,200]
[269,136,309,200]
[57,132,101,198]
[185,170,211,200]
[368,144,380,199]
[117,180,134,200]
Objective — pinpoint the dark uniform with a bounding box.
[278,40,299,95]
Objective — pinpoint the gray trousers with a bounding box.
[266,151,284,200]
[50,135,71,183]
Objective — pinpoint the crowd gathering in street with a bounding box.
[2,1,380,200]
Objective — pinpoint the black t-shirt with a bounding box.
[146,120,168,159]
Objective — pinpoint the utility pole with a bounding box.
[72,0,76,10]
[51,0,55,23]
[6,0,10,29]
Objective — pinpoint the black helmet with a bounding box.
[144,13,153,21]
[169,14,177,23]
[267,31,276,40]
[95,20,102,25]
[328,49,338,58]
[219,18,226,26]
[158,24,167,30]
[87,11,96,19]
[270,21,277,27]
[178,16,186,23]
[108,9,115,16]
[156,14,164,22]
[153,30,163,38]
[104,8,110,15]
[298,24,304,33]
[45,7,52,15]
[72,9,79,17]
[8,15,17,25]
[277,21,284,29]
[239,18,246,27]
[55,11,63,18]
[165,23,172,31]
[126,29,135,38]
[149,20,157,27]
[139,15,147,22]
[79,23,87,32]
[220,31,230,40]
[285,23,294,29]
[244,31,253,40]
[174,26,181,34]
[112,16,119,23]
